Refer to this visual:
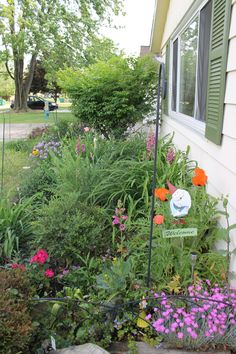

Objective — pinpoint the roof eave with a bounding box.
[150,0,170,54]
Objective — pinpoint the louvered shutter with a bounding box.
[205,0,232,145]
[164,41,170,115]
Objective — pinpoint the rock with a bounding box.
[57,343,110,354]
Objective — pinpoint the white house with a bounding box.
[150,0,236,275]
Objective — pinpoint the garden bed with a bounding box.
[0,122,235,353]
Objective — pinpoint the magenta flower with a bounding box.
[146,132,156,157]
[30,249,49,264]
[44,269,54,278]
[81,144,86,153]
[112,216,120,225]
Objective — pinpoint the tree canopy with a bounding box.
[0,0,123,111]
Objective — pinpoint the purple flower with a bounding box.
[81,144,86,153]
[112,216,120,225]
[119,224,125,231]
[166,148,175,164]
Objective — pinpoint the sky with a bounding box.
[101,0,156,56]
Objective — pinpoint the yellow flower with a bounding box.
[32,149,39,156]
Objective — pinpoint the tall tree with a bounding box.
[0,0,122,112]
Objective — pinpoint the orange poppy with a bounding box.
[153,214,164,225]
[154,188,170,201]
[192,167,208,186]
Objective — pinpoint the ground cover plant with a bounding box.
[0,125,235,353]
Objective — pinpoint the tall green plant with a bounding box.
[58,55,158,139]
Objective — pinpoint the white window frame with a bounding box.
[169,0,211,135]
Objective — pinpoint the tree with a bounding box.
[0,63,14,99]
[0,0,123,112]
[58,55,158,139]
[30,60,61,102]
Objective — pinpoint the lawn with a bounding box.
[0,111,75,124]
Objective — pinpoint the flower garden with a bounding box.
[0,120,236,354]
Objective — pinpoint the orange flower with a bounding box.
[192,167,208,186]
[153,215,164,225]
[154,188,170,201]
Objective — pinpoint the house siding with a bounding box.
[159,0,236,277]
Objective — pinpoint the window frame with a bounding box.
[168,0,211,135]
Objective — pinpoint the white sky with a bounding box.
[101,0,156,56]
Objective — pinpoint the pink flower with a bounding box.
[177,332,184,339]
[166,148,175,164]
[121,215,128,221]
[81,144,86,153]
[30,249,49,264]
[119,224,126,231]
[44,269,54,278]
[11,263,19,269]
[84,127,90,132]
[112,216,120,225]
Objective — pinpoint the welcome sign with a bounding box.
[163,228,198,238]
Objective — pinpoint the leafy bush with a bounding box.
[19,160,56,201]
[0,269,32,354]
[33,193,111,265]
[58,55,158,138]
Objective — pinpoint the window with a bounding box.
[171,0,212,124]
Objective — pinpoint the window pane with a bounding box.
[179,17,198,117]
[171,39,178,112]
[196,0,212,121]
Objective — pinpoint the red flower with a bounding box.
[153,215,165,225]
[44,269,54,278]
[30,249,49,264]
[11,263,26,271]
[192,168,208,186]
[11,263,19,269]
[154,188,170,201]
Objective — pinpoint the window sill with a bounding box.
[168,111,206,136]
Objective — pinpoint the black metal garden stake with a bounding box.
[147,62,166,287]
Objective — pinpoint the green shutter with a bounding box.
[205,0,232,145]
[164,41,170,115]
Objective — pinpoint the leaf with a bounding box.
[51,303,61,317]
[167,274,181,294]
[137,311,149,328]
[229,223,236,231]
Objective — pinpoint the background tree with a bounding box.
[30,60,61,102]
[0,0,123,112]
[0,63,14,100]
[58,55,158,139]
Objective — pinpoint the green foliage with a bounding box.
[0,64,14,99]
[19,161,56,201]
[0,269,32,354]
[58,55,158,138]
[33,193,111,265]
[0,198,34,261]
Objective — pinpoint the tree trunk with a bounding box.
[14,54,37,112]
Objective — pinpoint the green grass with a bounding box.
[0,148,30,197]
[0,111,75,124]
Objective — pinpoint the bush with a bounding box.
[58,55,158,139]
[0,269,32,354]
[19,160,56,201]
[33,193,111,265]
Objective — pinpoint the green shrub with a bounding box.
[19,161,56,201]
[33,193,111,265]
[0,269,32,354]
[58,55,158,139]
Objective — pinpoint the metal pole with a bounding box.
[1,114,6,194]
[147,63,166,287]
